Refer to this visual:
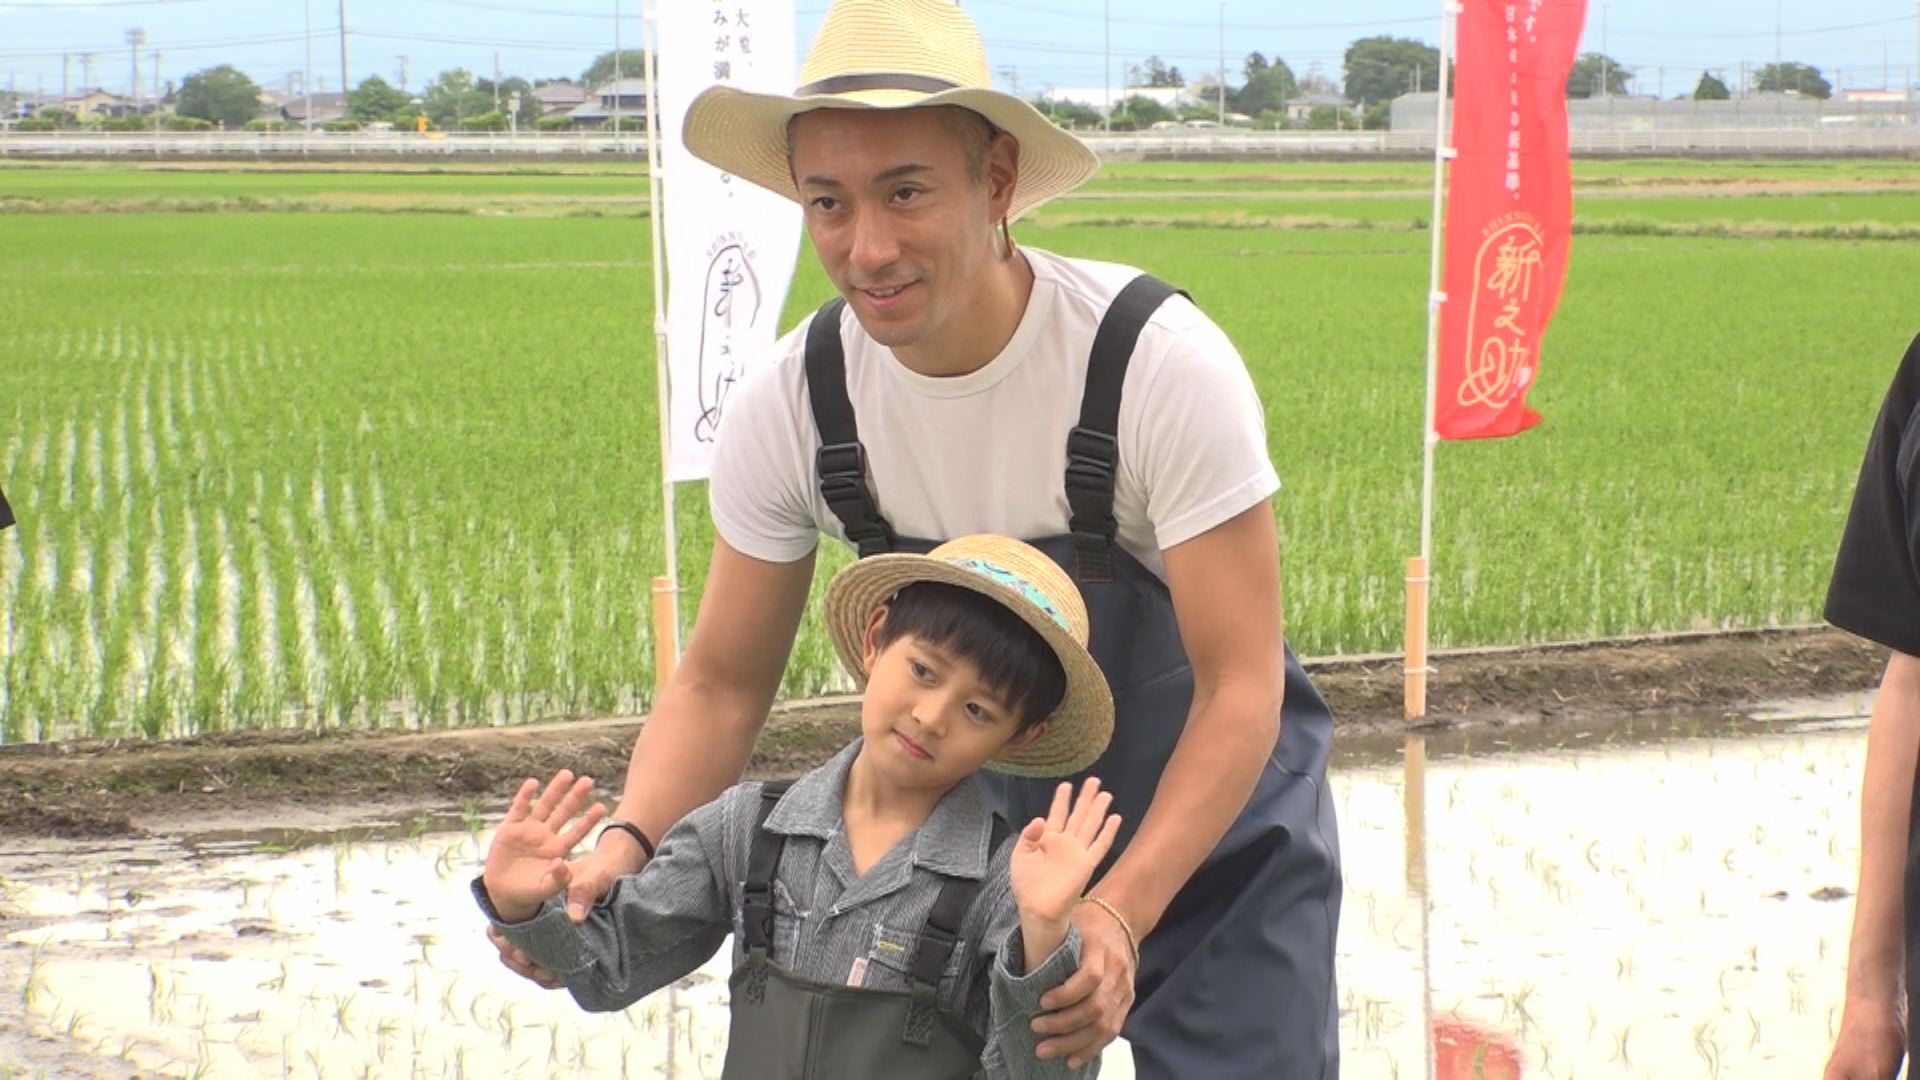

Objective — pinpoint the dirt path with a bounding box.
[0,626,1882,840]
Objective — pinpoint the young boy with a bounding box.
[475,534,1121,1079]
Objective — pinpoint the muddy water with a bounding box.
[0,698,1872,1078]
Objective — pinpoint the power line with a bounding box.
[0,30,325,61]
[1607,12,1918,42]
[0,0,213,7]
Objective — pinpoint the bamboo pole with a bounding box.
[1405,556,1431,720]
[651,575,679,697]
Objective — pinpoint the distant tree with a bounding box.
[580,50,653,89]
[490,76,542,126]
[1177,99,1222,122]
[348,75,410,122]
[176,65,262,128]
[1233,52,1297,116]
[460,111,509,132]
[1362,101,1391,130]
[1035,97,1103,129]
[422,68,493,128]
[1343,36,1441,105]
[1693,71,1730,100]
[1306,103,1356,130]
[34,107,79,129]
[1115,93,1173,127]
[1139,56,1184,88]
[1567,53,1632,97]
[1755,62,1832,99]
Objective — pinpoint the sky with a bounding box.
[1,0,1917,103]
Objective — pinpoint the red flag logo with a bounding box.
[1436,0,1586,440]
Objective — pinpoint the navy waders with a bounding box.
[803,277,1343,1078]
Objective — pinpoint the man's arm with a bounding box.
[492,536,814,992]
[1033,501,1285,1065]
[596,537,817,879]
[1095,499,1283,928]
[1827,650,1920,1079]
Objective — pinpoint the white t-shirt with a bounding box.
[708,247,1279,581]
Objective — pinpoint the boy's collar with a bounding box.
[762,739,1002,881]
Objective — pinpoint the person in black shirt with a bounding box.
[1825,331,1920,1080]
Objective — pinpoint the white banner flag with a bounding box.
[656,0,803,482]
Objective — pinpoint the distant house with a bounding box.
[282,92,349,126]
[57,88,134,120]
[1285,92,1349,123]
[567,78,650,128]
[534,80,589,119]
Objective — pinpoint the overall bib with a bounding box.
[721,781,1012,1079]
[803,277,1344,1078]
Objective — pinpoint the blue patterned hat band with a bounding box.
[941,556,1071,632]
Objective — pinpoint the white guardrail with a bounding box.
[1,127,1918,159]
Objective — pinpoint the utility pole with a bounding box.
[1775,0,1782,75]
[493,51,501,113]
[304,0,314,130]
[1102,0,1110,132]
[126,29,145,109]
[1599,3,1609,97]
[81,53,94,93]
[152,51,161,105]
[62,54,69,101]
[398,55,409,94]
[338,0,350,100]
[613,0,622,138]
[1217,1,1227,124]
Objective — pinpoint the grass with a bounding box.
[0,159,1913,738]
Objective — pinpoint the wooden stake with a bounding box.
[651,575,678,700]
[1405,555,1431,721]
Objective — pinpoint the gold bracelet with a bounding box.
[1076,895,1140,966]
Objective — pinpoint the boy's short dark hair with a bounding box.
[874,582,1066,732]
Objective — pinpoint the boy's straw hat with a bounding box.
[824,535,1114,777]
[681,0,1100,222]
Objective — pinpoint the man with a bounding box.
[1824,331,1920,1080]
[493,2,1342,1075]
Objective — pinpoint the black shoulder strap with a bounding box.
[741,779,795,960]
[0,484,12,532]
[803,299,896,558]
[1065,274,1184,583]
[906,813,1014,991]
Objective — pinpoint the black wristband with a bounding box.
[598,819,656,861]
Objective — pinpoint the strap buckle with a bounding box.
[816,440,894,555]
[741,882,775,957]
[815,440,867,481]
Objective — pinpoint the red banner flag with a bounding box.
[1435,0,1586,440]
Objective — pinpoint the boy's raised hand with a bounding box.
[1010,778,1121,939]
[483,770,608,923]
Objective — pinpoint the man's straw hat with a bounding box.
[681,0,1100,221]
[824,535,1115,777]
